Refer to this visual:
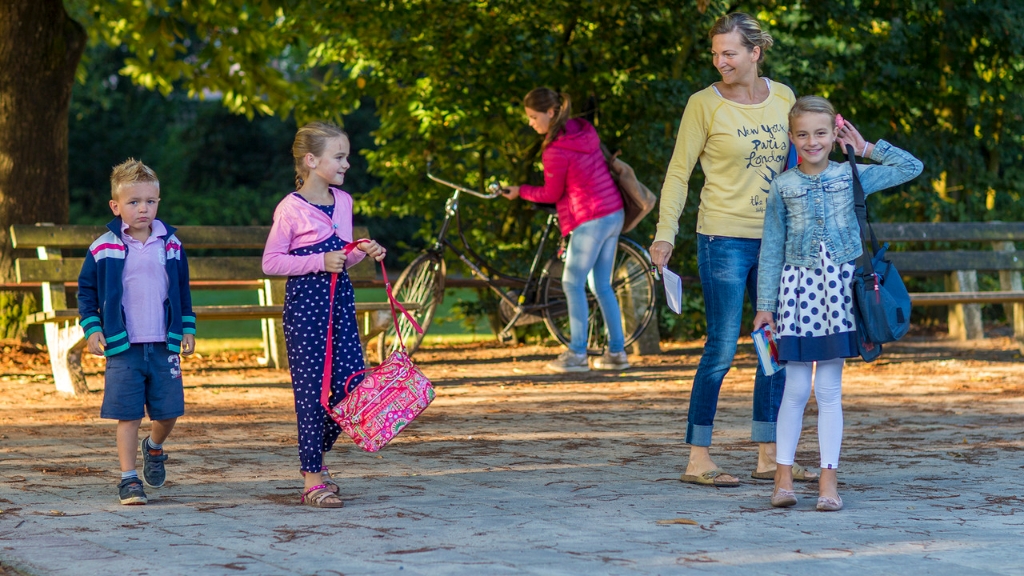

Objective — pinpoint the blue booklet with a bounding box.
[751,326,782,376]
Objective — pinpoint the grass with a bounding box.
[195,338,264,354]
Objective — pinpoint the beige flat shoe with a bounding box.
[816,495,843,511]
[770,487,797,508]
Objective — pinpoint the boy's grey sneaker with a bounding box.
[118,477,148,505]
[140,436,168,488]
[593,350,630,371]
[546,350,590,373]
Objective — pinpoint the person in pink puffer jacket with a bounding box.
[503,87,627,373]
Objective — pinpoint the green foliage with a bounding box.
[66,0,1024,338]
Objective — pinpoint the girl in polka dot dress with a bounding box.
[753,96,923,511]
[262,122,387,508]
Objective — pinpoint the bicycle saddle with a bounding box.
[530,203,558,214]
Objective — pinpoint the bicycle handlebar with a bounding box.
[426,165,503,199]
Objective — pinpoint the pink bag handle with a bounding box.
[320,240,423,411]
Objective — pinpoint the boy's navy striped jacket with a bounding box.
[77,217,196,356]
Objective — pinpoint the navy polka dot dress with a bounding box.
[283,195,365,473]
[775,241,858,362]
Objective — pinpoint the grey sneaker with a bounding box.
[593,350,630,371]
[118,477,148,505]
[140,436,168,488]
[546,350,590,373]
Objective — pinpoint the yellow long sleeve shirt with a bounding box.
[654,81,795,244]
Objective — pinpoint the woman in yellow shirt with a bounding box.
[650,12,816,487]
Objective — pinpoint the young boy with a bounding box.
[77,158,196,505]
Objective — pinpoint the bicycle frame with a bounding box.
[426,168,561,338]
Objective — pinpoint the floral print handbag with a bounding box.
[319,241,435,452]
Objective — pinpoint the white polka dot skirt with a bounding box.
[775,241,858,362]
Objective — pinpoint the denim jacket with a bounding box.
[756,140,923,312]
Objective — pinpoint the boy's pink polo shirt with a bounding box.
[121,220,169,343]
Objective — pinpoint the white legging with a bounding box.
[776,358,845,470]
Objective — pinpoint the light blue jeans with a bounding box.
[563,210,625,355]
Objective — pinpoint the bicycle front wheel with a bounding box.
[376,251,445,363]
[541,237,656,355]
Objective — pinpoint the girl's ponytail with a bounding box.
[524,87,573,150]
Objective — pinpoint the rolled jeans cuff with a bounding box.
[685,423,714,447]
[751,420,777,443]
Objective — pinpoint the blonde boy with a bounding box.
[77,159,195,505]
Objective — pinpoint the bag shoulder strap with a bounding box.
[845,144,880,275]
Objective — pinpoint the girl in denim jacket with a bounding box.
[753,96,923,511]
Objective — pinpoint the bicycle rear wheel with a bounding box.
[376,251,445,363]
[541,237,656,355]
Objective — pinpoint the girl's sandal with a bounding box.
[320,467,340,495]
[301,484,344,508]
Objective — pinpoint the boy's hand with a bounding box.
[87,332,106,356]
[501,186,520,200]
[324,251,347,273]
[181,334,196,356]
[753,311,776,333]
[356,239,386,262]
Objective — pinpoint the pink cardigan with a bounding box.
[262,188,366,276]
[519,118,622,236]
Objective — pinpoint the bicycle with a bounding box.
[376,167,659,362]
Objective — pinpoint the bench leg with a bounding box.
[946,271,984,340]
[357,310,394,364]
[261,279,289,370]
[995,242,1023,350]
[45,321,89,396]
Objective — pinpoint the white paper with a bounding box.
[662,268,683,314]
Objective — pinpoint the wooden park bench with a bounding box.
[873,221,1024,350]
[9,224,407,395]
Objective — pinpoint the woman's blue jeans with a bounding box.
[686,234,785,447]
[563,210,625,355]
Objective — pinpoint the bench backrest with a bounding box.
[868,222,1024,275]
[10,224,375,283]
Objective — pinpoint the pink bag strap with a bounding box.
[319,240,423,411]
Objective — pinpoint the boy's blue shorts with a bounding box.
[101,343,185,421]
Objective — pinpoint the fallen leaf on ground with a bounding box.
[656,518,698,525]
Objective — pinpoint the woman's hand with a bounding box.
[753,311,776,333]
[836,120,874,158]
[501,185,520,200]
[649,240,674,272]
[357,239,387,262]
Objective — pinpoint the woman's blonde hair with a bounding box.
[708,12,774,63]
[292,121,348,189]
[789,95,837,127]
[523,87,572,151]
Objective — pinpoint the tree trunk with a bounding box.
[0,0,85,337]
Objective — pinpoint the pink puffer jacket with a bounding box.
[519,118,623,236]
